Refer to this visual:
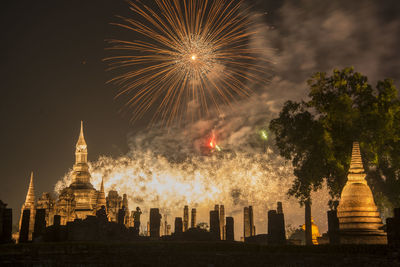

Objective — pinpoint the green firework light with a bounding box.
[260,130,268,140]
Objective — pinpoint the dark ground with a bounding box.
[0,242,399,267]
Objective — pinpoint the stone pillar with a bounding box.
[0,201,5,241]
[150,208,161,239]
[395,208,400,218]
[387,217,395,245]
[183,206,189,232]
[387,208,400,245]
[210,210,220,240]
[394,207,400,243]
[52,215,61,242]
[275,211,286,244]
[19,207,36,241]
[214,204,219,213]
[226,217,234,241]
[220,205,225,240]
[117,207,126,225]
[0,204,3,238]
[191,208,196,228]
[54,214,61,226]
[1,208,12,243]
[267,210,274,236]
[33,209,46,240]
[167,224,171,235]
[277,202,283,214]
[163,215,169,236]
[249,206,255,236]
[268,208,286,245]
[19,209,31,243]
[327,209,340,244]
[174,217,183,234]
[243,207,250,238]
[305,200,313,245]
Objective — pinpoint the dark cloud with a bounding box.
[270,0,400,87]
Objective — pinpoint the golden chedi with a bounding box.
[67,121,98,219]
[301,217,321,245]
[18,122,132,229]
[337,142,387,244]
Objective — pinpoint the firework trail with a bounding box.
[105,0,270,125]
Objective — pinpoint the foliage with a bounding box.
[269,67,400,208]
[196,222,209,231]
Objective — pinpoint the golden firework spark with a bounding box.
[105,0,270,125]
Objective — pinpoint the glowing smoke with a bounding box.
[55,138,330,239]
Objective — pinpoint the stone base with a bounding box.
[340,230,387,244]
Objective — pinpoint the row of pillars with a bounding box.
[19,202,285,244]
[18,203,287,243]
[147,205,235,241]
[243,202,286,244]
[210,204,233,241]
[146,203,286,242]
[19,208,61,243]
[183,205,197,231]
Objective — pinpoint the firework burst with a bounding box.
[56,150,330,238]
[105,0,270,125]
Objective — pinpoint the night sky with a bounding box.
[1,0,399,226]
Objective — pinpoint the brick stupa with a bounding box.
[337,142,387,244]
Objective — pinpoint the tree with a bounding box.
[270,67,400,212]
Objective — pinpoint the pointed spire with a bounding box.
[96,177,107,210]
[100,178,104,193]
[80,120,84,136]
[76,120,87,149]
[72,121,92,185]
[347,142,367,183]
[349,142,364,173]
[24,171,35,207]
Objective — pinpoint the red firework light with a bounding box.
[209,134,216,148]
[208,133,221,151]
